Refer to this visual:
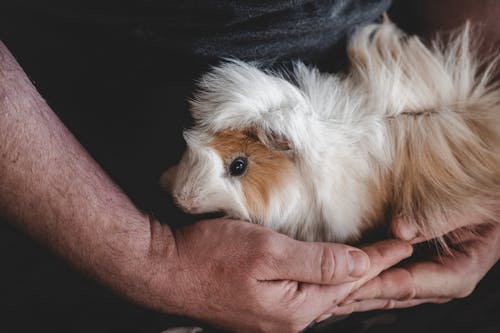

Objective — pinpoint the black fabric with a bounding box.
[127,0,392,67]
[0,0,391,71]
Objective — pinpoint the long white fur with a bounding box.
[165,20,500,243]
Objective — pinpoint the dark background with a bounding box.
[0,1,498,332]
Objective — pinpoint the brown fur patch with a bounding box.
[356,105,500,248]
[210,128,294,220]
[348,21,500,248]
[388,106,500,245]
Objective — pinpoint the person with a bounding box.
[0,1,498,332]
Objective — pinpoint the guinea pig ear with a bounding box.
[248,127,293,151]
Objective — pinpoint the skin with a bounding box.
[0,41,412,333]
[319,217,500,318]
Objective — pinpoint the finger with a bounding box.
[354,240,414,288]
[278,239,411,285]
[345,267,420,302]
[297,240,413,312]
[329,240,413,294]
[392,211,486,243]
[349,223,500,303]
[347,259,464,302]
[329,297,452,315]
[272,240,371,285]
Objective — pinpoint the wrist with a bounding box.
[109,214,185,315]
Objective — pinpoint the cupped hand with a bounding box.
[155,218,412,333]
[326,214,500,316]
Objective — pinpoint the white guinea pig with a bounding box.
[161,20,500,245]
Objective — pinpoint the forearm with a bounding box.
[0,41,176,311]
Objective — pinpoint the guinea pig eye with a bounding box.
[229,157,248,176]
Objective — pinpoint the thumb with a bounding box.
[269,239,371,285]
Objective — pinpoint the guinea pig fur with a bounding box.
[161,20,500,245]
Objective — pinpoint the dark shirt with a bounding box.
[0,0,390,71]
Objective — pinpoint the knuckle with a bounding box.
[397,269,417,300]
[368,275,384,298]
[320,247,336,283]
[370,243,387,260]
[404,285,418,300]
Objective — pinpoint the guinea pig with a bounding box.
[161,19,500,245]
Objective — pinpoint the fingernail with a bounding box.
[398,223,419,241]
[348,250,369,277]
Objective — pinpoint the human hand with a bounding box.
[154,218,412,333]
[326,214,500,316]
